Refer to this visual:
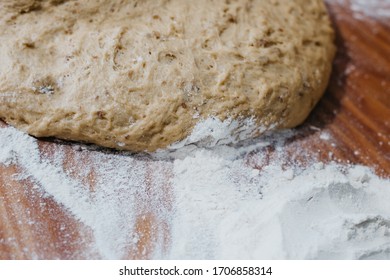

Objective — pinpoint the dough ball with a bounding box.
[0,0,335,151]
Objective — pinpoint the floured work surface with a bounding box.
[0,0,390,259]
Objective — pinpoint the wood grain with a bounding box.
[0,0,389,259]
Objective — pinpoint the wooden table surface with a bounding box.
[1,0,389,259]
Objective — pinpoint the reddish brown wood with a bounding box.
[0,164,97,259]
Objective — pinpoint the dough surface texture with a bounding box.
[0,0,335,151]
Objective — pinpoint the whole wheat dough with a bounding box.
[0,0,335,152]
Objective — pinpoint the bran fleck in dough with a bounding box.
[0,0,336,152]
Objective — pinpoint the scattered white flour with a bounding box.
[351,0,390,19]
[334,0,390,20]
[319,131,331,141]
[167,117,267,151]
[1,123,390,260]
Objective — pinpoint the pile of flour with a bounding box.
[1,120,390,260]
